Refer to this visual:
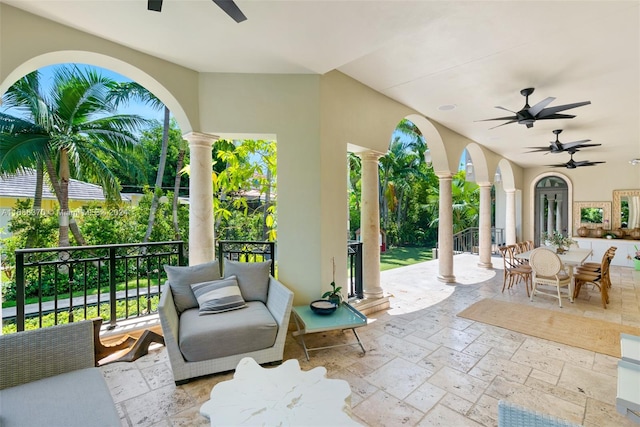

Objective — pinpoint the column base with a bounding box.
[350,295,391,316]
[363,289,384,300]
[437,274,456,283]
[477,261,493,269]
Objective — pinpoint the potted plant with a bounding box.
[541,231,576,254]
[629,246,640,271]
[322,257,343,305]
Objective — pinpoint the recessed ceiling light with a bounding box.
[438,104,456,111]
[630,158,640,166]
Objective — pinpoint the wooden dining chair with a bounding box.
[499,245,532,296]
[573,247,616,308]
[529,247,572,307]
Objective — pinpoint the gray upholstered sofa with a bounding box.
[0,320,120,427]
[158,259,294,384]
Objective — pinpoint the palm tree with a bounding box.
[0,66,147,246]
[108,81,170,243]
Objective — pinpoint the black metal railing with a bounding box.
[453,227,505,254]
[11,241,184,332]
[217,240,276,277]
[348,241,363,299]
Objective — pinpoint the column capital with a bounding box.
[477,181,492,188]
[504,188,516,194]
[357,150,385,162]
[434,171,453,180]
[183,131,219,148]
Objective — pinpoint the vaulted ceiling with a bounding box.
[4,0,639,168]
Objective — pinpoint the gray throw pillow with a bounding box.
[191,276,247,315]
[223,259,271,303]
[164,260,222,314]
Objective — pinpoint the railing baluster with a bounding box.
[108,246,117,329]
[15,252,25,332]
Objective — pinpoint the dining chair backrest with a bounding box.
[529,248,563,277]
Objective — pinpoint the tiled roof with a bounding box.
[0,169,130,202]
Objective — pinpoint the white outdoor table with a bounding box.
[515,247,593,301]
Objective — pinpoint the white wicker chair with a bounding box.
[529,247,572,308]
[158,276,294,384]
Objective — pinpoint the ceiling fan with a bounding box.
[479,88,591,129]
[547,150,605,169]
[526,129,601,154]
[148,0,247,23]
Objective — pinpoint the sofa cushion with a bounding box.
[191,276,247,314]
[223,259,271,303]
[0,367,120,427]
[164,260,222,314]
[178,301,278,362]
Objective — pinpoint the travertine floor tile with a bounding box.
[352,389,425,427]
[416,404,484,426]
[364,357,432,400]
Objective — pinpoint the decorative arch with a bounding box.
[0,51,193,133]
[496,158,516,190]
[529,171,574,244]
[464,143,490,184]
[405,114,451,174]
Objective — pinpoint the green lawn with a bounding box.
[380,246,433,271]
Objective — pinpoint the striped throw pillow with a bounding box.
[190,276,247,314]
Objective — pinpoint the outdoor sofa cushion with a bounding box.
[164,260,222,313]
[223,259,271,303]
[178,301,277,362]
[0,367,120,427]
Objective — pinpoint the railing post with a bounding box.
[355,242,363,299]
[268,242,275,276]
[15,251,25,332]
[108,245,117,329]
[178,241,185,266]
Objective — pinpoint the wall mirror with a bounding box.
[612,189,640,229]
[573,201,611,233]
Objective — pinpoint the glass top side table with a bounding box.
[292,302,367,360]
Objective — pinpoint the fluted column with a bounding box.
[185,132,217,266]
[505,189,516,245]
[437,173,455,283]
[359,151,384,298]
[478,183,493,268]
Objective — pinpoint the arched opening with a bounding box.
[534,175,570,246]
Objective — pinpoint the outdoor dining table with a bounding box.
[515,247,593,300]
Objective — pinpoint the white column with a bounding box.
[547,197,555,235]
[437,173,455,283]
[505,189,516,245]
[185,132,217,266]
[359,151,383,299]
[478,183,493,268]
[555,199,562,233]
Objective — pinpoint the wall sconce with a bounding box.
[494,169,502,183]
[465,160,475,182]
[424,149,432,167]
